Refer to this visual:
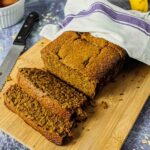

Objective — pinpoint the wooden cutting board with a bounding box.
[0,38,150,150]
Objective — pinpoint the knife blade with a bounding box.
[0,12,39,90]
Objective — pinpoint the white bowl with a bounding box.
[0,0,25,28]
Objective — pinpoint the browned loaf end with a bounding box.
[41,32,127,99]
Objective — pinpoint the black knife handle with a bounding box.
[14,12,39,45]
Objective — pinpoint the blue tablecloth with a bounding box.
[0,0,150,150]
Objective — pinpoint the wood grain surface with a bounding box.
[0,39,150,150]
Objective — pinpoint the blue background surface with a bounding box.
[0,0,149,149]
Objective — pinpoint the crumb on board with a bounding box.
[120,93,124,96]
[100,101,109,109]
[7,76,12,82]
[118,99,123,101]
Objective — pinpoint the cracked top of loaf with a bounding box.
[42,32,126,81]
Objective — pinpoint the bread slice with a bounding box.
[17,68,87,121]
[4,84,73,145]
[41,32,127,98]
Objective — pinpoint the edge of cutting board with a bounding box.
[0,38,150,150]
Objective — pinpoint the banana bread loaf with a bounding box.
[41,32,127,98]
[17,68,87,121]
[4,84,73,145]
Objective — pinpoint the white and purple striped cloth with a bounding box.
[40,0,150,65]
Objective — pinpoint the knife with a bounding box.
[0,12,39,90]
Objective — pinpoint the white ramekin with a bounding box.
[0,0,25,28]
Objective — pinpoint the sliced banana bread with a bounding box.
[41,32,127,98]
[4,84,73,145]
[17,68,87,121]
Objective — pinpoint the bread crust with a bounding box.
[41,32,127,98]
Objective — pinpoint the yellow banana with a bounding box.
[129,0,148,12]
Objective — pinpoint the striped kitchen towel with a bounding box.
[40,0,150,65]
